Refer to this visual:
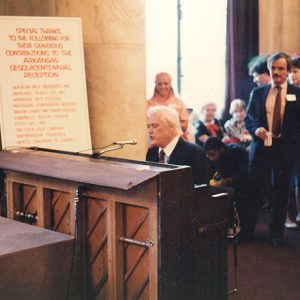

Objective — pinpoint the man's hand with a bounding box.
[255,127,269,140]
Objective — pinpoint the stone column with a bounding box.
[259,0,300,55]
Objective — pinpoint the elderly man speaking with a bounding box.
[146,105,208,185]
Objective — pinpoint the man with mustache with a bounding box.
[240,52,300,247]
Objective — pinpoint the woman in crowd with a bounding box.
[224,99,252,149]
[289,55,300,88]
[195,102,224,146]
[147,72,193,142]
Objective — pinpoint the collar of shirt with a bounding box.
[159,135,180,161]
[269,80,287,110]
[271,80,287,91]
[266,80,287,135]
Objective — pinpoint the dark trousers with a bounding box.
[243,141,293,239]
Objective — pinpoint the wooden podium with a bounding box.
[0,217,75,300]
[0,148,229,300]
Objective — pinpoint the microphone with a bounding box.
[112,139,137,145]
[92,139,137,158]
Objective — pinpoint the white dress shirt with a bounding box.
[159,135,180,163]
[265,81,287,135]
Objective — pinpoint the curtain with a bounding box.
[223,0,259,122]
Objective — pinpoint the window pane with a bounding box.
[146,0,227,117]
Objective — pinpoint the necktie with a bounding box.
[272,86,282,137]
[159,149,165,163]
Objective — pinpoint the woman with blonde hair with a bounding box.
[147,72,192,141]
[224,99,252,148]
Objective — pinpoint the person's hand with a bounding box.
[243,134,252,142]
[255,127,268,140]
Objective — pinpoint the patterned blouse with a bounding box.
[224,118,252,147]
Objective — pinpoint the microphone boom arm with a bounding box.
[92,144,123,158]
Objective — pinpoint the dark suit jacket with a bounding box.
[245,83,300,166]
[146,138,209,185]
[208,144,249,194]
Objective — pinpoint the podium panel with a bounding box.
[0,217,75,300]
[0,148,229,299]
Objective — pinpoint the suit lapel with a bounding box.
[148,147,159,162]
[281,84,295,134]
[262,85,271,130]
[168,138,183,164]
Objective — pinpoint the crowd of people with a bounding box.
[146,51,300,248]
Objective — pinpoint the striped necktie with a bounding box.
[159,149,165,163]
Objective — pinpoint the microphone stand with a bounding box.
[92,144,123,159]
[77,140,137,158]
[23,140,136,159]
[76,142,117,156]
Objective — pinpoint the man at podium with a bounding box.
[146,105,209,185]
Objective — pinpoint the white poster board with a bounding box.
[0,16,92,152]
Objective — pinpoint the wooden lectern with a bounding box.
[0,217,75,300]
[0,148,229,300]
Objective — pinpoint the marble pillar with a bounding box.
[259,0,300,55]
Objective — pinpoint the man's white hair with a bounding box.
[147,105,182,136]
